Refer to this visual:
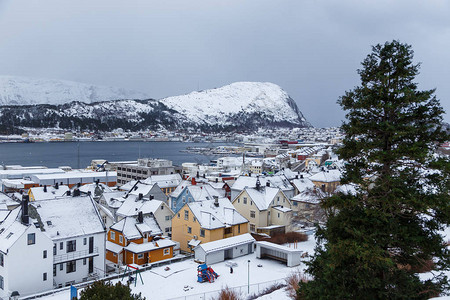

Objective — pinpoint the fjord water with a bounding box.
[0,141,226,168]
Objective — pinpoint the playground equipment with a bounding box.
[121,264,144,287]
[197,263,219,283]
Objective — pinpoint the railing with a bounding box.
[53,247,99,264]
[167,278,287,300]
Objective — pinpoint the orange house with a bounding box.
[106,212,176,266]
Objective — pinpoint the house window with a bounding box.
[66,240,76,253]
[84,238,87,245]
[137,254,144,259]
[163,248,170,256]
[250,211,255,218]
[182,196,186,204]
[193,217,196,222]
[238,224,241,233]
[53,265,56,276]
[27,233,35,245]
[184,210,189,220]
[102,215,107,224]
[43,250,47,259]
[243,197,247,204]
[238,198,240,203]
[53,244,56,255]
[250,224,256,232]
[293,201,298,206]
[250,201,253,206]
[187,227,192,234]
[277,197,280,202]
[60,242,63,250]
[0,253,3,266]
[177,213,180,218]
[200,229,205,237]
[165,227,170,232]
[165,216,171,221]
[110,231,116,240]
[161,205,164,210]
[0,275,3,289]
[66,260,76,273]
[224,227,232,235]
[43,272,47,281]
[278,213,280,218]
[83,258,86,265]
[60,263,63,271]
[119,236,123,244]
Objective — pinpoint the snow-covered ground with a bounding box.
[38,237,316,300]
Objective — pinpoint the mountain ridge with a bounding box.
[0,76,311,133]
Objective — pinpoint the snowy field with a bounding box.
[38,237,316,300]
[33,227,450,300]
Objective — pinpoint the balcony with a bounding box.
[53,247,99,264]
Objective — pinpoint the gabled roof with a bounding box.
[142,174,182,189]
[78,182,113,197]
[291,177,315,193]
[0,207,27,253]
[196,233,255,253]
[169,180,192,198]
[116,197,171,218]
[111,215,162,240]
[291,187,325,204]
[30,185,70,201]
[32,196,105,239]
[241,186,286,211]
[188,198,247,230]
[185,185,221,202]
[101,191,127,209]
[231,175,294,192]
[309,169,341,183]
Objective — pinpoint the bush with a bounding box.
[214,286,242,300]
[285,270,309,300]
[79,281,145,300]
[248,282,286,300]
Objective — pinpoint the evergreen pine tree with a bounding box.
[299,40,450,299]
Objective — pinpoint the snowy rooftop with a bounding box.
[32,171,117,180]
[196,233,255,253]
[291,188,325,204]
[100,191,126,209]
[188,198,247,230]
[78,183,113,197]
[30,185,70,201]
[111,215,162,240]
[309,169,341,183]
[232,175,293,192]
[0,208,26,253]
[291,177,315,193]
[32,196,105,240]
[142,174,182,188]
[125,239,176,253]
[244,186,285,211]
[116,196,169,218]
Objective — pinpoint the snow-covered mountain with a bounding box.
[161,82,308,127]
[0,77,311,132]
[0,75,150,105]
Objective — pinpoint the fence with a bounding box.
[22,254,194,300]
[167,278,287,300]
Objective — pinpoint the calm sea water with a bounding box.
[0,141,231,168]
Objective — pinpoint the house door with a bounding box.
[224,249,232,259]
[89,257,94,273]
[89,237,94,253]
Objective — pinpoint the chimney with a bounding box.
[43,185,47,192]
[139,193,143,200]
[21,195,29,225]
[255,176,261,190]
[96,179,99,186]
[215,178,218,183]
[213,196,219,207]
[67,190,71,196]
[73,189,80,197]
[300,174,304,179]
[295,175,298,179]
[150,195,154,200]
[137,211,144,223]
[203,173,206,179]
[77,182,81,188]
[196,171,199,178]
[54,182,59,190]
[191,177,196,186]
[266,182,270,187]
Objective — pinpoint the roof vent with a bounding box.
[139,193,143,200]
[43,185,47,193]
[54,182,59,190]
[137,211,144,224]
[21,195,29,225]
[150,195,154,200]
[213,196,219,207]
[300,174,303,179]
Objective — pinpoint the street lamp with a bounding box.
[247,259,250,294]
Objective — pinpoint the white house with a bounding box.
[0,195,106,298]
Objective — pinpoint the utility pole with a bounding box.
[247,259,250,294]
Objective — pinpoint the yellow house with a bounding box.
[309,169,341,194]
[232,186,292,234]
[172,197,249,252]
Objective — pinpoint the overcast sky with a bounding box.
[0,0,449,127]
